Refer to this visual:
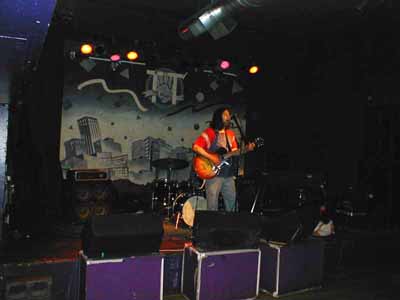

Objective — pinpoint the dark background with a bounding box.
[2,0,400,235]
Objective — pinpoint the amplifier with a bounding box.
[67,169,110,182]
[5,276,52,300]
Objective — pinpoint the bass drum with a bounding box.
[173,193,207,227]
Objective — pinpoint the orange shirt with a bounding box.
[193,127,238,152]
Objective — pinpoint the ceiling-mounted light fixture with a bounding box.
[126,50,139,61]
[110,53,121,62]
[248,64,259,74]
[80,43,93,55]
[218,59,231,70]
[178,0,266,40]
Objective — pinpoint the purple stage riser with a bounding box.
[259,240,324,297]
[182,247,260,300]
[82,254,164,300]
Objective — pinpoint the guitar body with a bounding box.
[193,137,264,180]
[193,153,221,180]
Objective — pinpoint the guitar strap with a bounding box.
[225,130,231,152]
[225,130,237,172]
[225,130,240,177]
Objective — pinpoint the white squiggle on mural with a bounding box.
[77,79,148,112]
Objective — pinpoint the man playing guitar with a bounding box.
[192,107,256,212]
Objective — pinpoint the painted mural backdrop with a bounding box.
[60,41,248,186]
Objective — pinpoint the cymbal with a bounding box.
[152,158,189,170]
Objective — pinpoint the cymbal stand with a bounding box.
[166,181,175,220]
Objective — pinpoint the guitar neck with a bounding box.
[223,138,263,159]
[223,148,249,160]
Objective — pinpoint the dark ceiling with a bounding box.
[50,0,400,85]
[53,0,398,42]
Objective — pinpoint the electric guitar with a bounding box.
[193,137,264,180]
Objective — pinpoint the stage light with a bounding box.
[219,60,231,70]
[110,53,121,62]
[126,51,139,61]
[178,4,237,41]
[180,27,190,34]
[248,65,259,74]
[80,43,93,55]
[178,0,266,40]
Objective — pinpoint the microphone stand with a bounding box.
[232,114,263,215]
[232,114,248,144]
[231,114,247,212]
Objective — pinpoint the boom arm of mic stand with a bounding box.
[232,114,248,144]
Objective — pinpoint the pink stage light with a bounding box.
[110,54,121,62]
[219,60,230,70]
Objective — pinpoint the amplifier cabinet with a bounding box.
[0,258,80,300]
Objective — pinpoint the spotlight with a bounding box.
[126,51,139,61]
[178,0,266,40]
[218,59,231,70]
[110,53,121,62]
[248,65,259,74]
[80,43,93,55]
[178,4,237,41]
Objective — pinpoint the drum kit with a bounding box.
[151,158,207,227]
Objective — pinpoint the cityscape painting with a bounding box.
[59,40,248,188]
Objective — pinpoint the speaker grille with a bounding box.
[192,211,262,251]
[82,213,164,257]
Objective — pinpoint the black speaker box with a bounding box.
[260,203,319,245]
[260,211,303,245]
[192,211,262,251]
[81,213,164,258]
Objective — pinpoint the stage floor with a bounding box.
[0,221,399,300]
[0,218,192,263]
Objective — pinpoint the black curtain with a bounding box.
[7,22,65,236]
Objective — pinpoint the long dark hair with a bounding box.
[210,106,230,130]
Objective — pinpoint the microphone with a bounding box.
[231,113,239,125]
[231,114,248,143]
